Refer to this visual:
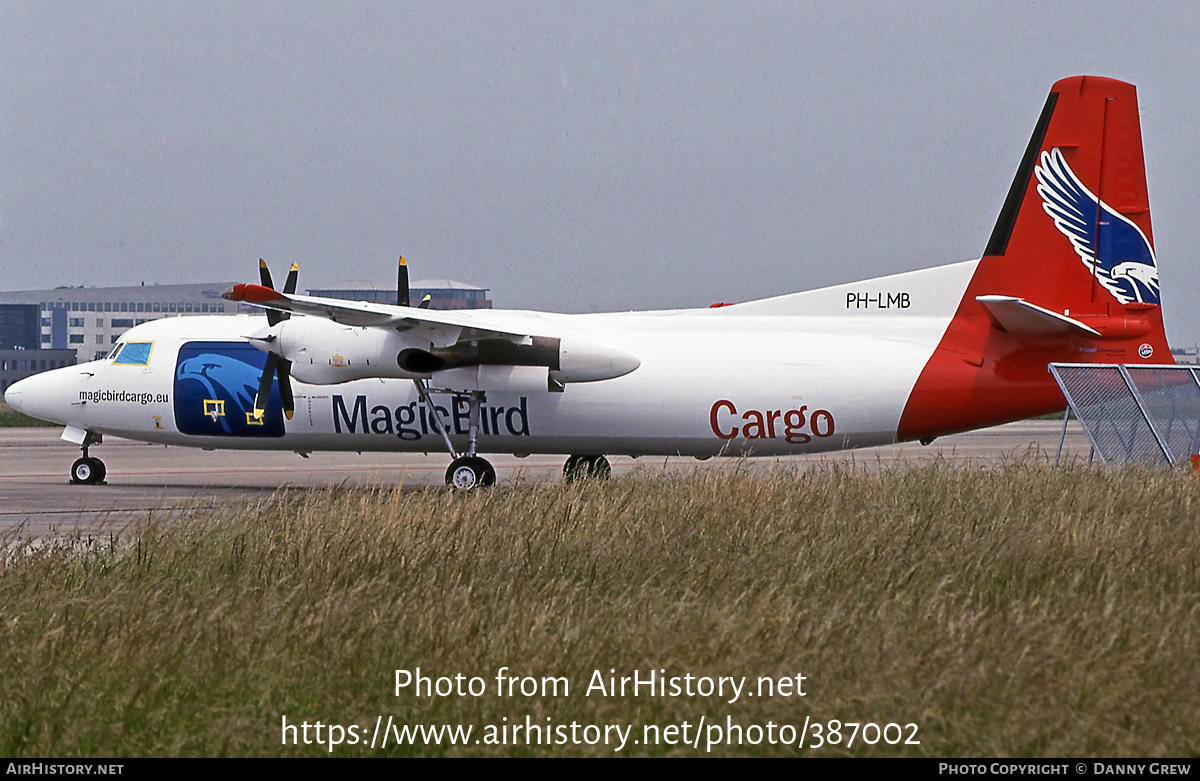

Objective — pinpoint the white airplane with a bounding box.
[5,76,1174,488]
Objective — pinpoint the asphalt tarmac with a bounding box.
[0,420,1092,538]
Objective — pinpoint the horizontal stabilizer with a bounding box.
[975,295,1100,337]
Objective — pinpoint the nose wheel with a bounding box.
[71,456,107,485]
[69,430,107,485]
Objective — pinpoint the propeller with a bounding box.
[259,259,298,326]
[253,259,297,420]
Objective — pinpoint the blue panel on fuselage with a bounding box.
[174,341,285,437]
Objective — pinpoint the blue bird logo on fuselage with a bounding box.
[1034,148,1159,305]
[176,354,259,433]
[172,342,284,437]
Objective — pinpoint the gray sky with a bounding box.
[3,1,1198,343]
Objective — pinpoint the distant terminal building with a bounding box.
[1170,346,1199,366]
[0,283,240,364]
[307,280,492,310]
[1,348,77,395]
[0,304,40,350]
[0,303,77,394]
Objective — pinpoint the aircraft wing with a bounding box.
[222,283,641,384]
[223,283,534,345]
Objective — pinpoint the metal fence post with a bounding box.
[1116,365,1174,465]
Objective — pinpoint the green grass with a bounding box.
[0,401,58,427]
[2,463,1198,756]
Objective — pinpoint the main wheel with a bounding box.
[445,456,497,490]
[563,455,611,483]
[563,455,583,482]
[71,457,105,485]
[587,455,611,481]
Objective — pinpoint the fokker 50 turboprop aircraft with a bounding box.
[6,76,1174,488]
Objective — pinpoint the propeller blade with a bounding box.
[283,262,299,296]
[273,262,297,323]
[398,256,410,307]
[259,259,282,327]
[258,258,274,289]
[254,353,279,420]
[277,358,295,420]
[418,294,431,309]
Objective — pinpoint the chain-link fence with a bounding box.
[1049,364,1200,466]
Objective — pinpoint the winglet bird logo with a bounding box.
[1034,148,1160,305]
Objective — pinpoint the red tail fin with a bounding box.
[898,76,1171,442]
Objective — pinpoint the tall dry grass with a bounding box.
[2,462,1198,756]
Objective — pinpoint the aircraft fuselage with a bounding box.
[10,265,970,460]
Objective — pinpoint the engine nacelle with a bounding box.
[552,337,641,383]
[398,335,640,385]
[255,317,426,385]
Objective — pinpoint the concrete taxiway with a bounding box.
[1,420,1093,537]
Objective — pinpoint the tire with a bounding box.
[446,456,496,490]
[478,459,497,487]
[564,455,611,483]
[71,457,100,485]
[563,455,586,482]
[587,455,611,481]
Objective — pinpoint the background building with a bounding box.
[0,304,40,350]
[1169,346,1199,366]
[0,303,77,393]
[0,283,241,363]
[1,349,77,395]
[307,280,492,310]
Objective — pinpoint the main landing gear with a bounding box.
[415,380,497,490]
[446,456,497,490]
[414,380,612,489]
[563,455,611,483]
[70,432,106,485]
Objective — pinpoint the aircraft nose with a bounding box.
[3,368,74,425]
[4,377,27,412]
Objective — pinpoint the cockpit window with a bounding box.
[106,343,124,360]
[112,341,154,365]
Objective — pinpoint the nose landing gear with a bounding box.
[70,431,107,485]
[71,457,106,485]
